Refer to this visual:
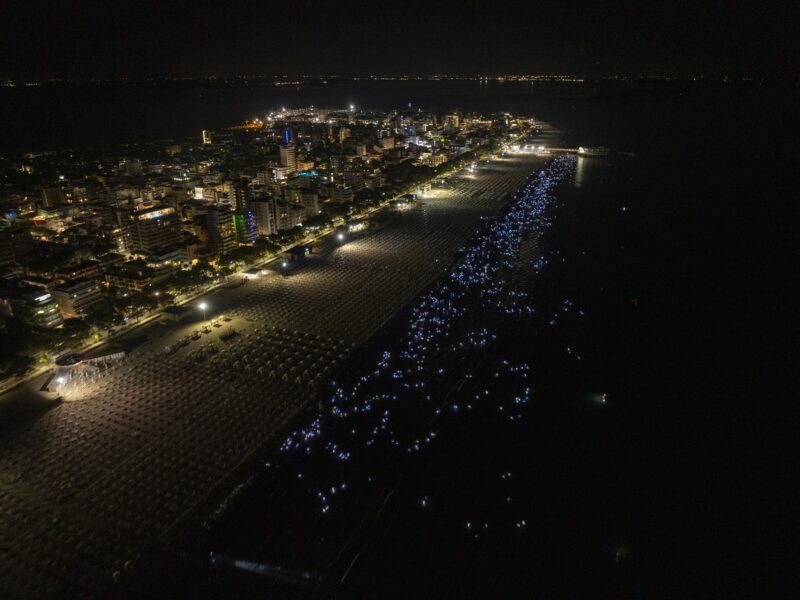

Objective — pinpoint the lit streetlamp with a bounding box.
[199,302,208,322]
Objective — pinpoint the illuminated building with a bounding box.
[274,200,304,230]
[206,203,237,255]
[280,144,297,173]
[232,211,257,244]
[332,185,354,203]
[231,181,250,213]
[0,283,64,328]
[121,205,182,255]
[231,182,257,244]
[287,189,319,216]
[444,114,460,130]
[104,260,170,292]
[53,260,102,283]
[202,129,213,144]
[344,170,365,189]
[249,197,276,236]
[52,279,105,319]
[255,171,272,186]
[296,159,315,171]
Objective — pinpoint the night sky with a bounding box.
[1,0,798,79]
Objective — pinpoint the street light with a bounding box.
[199,302,208,321]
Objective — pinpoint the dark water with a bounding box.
[21,81,791,597]
[2,79,789,155]
[0,80,582,154]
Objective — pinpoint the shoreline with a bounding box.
[146,154,566,591]
[170,155,576,596]
[0,135,560,599]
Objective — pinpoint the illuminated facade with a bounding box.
[52,279,105,319]
[122,205,182,255]
[232,211,257,244]
[0,284,64,328]
[249,197,275,236]
[280,144,297,173]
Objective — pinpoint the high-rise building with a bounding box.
[286,189,319,216]
[301,191,319,215]
[231,182,257,244]
[206,204,237,255]
[232,211,256,244]
[202,130,213,144]
[231,181,251,212]
[280,144,297,173]
[249,197,276,237]
[40,186,65,208]
[274,201,305,230]
[121,205,182,255]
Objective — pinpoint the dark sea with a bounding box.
[9,80,795,598]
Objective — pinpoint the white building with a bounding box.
[52,279,105,319]
[249,197,276,236]
[279,144,297,173]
